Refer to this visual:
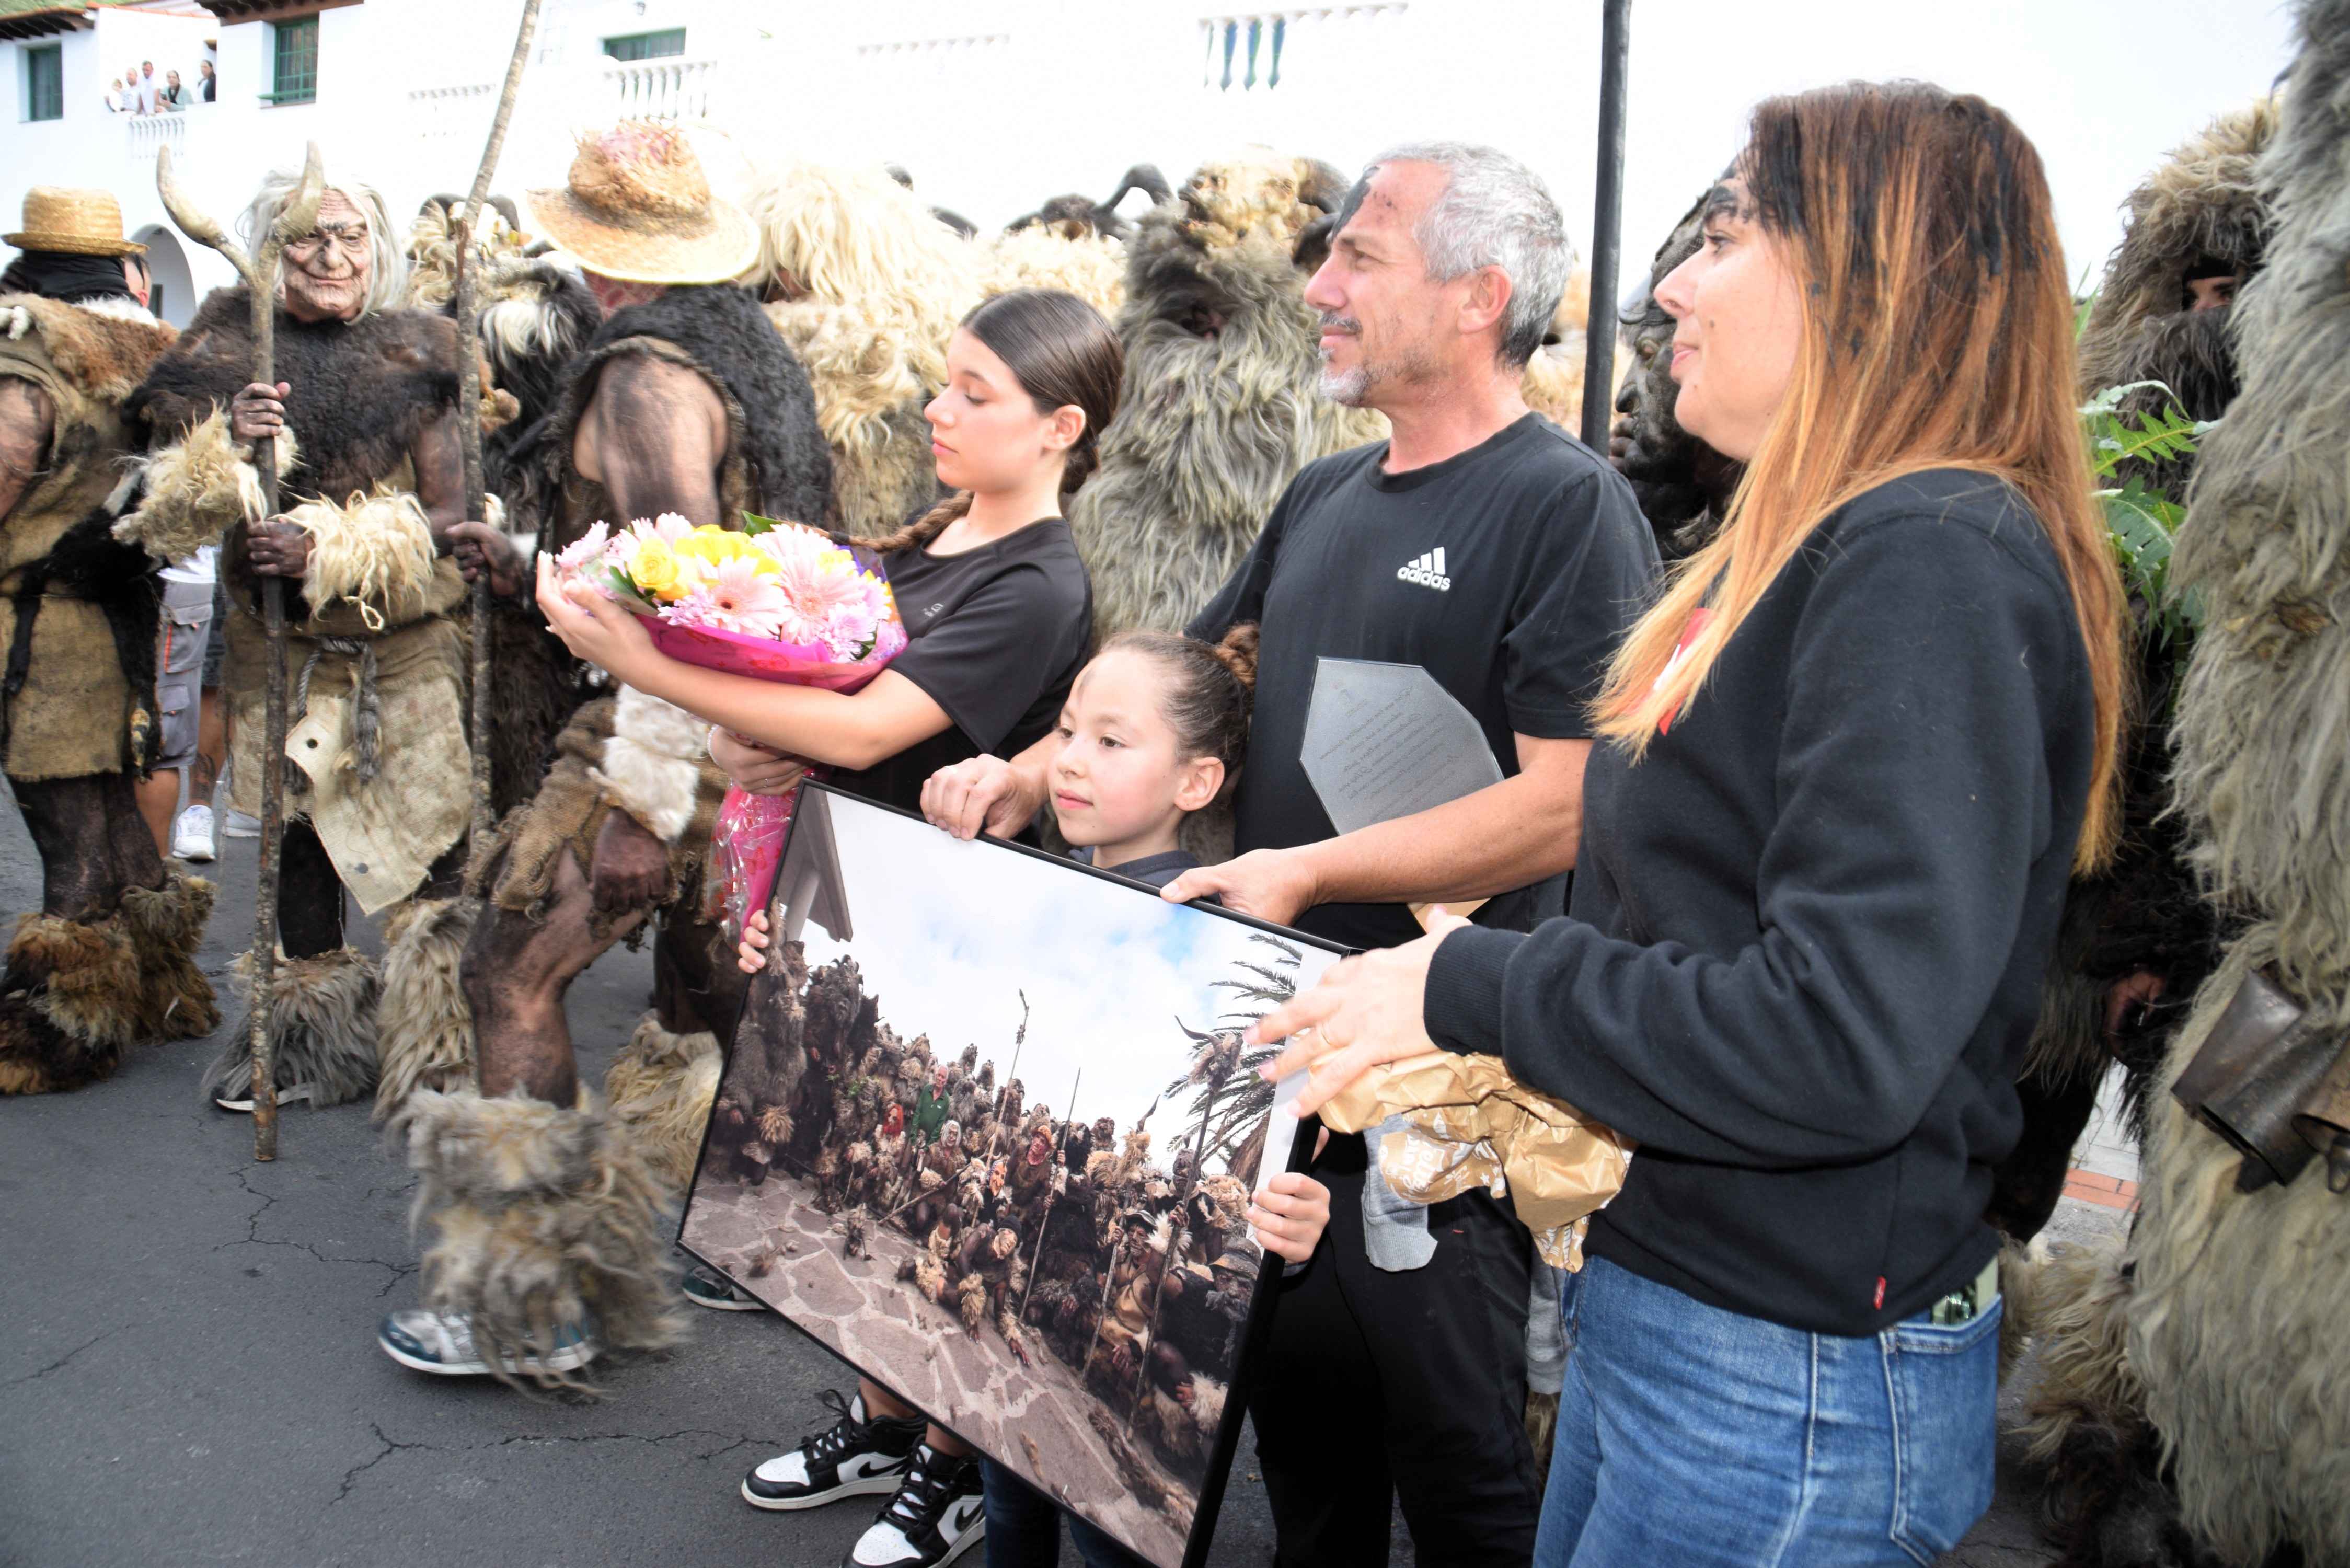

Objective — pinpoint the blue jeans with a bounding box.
[1537,1255,1999,1567]
[980,1458,1152,1568]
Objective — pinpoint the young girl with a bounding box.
[540,288,1119,1568]
[738,626,1334,1568]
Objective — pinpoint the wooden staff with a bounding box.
[1016,1065,1082,1325]
[451,0,545,847]
[156,141,325,1162]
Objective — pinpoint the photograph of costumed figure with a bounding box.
[680,784,1340,1568]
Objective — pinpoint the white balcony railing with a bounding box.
[603,55,719,122]
[125,110,188,169]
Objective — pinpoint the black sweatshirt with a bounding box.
[1423,470,2096,1335]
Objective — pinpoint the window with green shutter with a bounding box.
[269,16,318,105]
[26,44,63,122]
[602,29,686,62]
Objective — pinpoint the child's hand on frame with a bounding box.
[735,908,772,975]
[1249,1171,1331,1264]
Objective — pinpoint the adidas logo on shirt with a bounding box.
[1396,546,1452,591]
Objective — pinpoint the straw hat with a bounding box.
[5,188,145,258]
[526,122,756,285]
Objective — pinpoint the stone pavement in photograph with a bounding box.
[0,792,2125,1566]
[684,1170,1195,1566]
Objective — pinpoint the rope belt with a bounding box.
[287,633,382,791]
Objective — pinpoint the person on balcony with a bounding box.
[198,60,216,104]
[158,71,187,111]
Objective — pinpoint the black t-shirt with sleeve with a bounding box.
[830,517,1092,816]
[1422,470,2098,1335]
[1187,413,1659,951]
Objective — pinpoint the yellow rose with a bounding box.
[630,537,686,601]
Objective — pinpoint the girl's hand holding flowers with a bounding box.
[535,550,654,682]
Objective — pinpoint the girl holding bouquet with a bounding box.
[537,287,1120,1568]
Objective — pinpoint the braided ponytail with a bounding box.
[867,490,973,556]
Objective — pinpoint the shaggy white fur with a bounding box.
[588,686,709,844]
[983,226,1127,319]
[114,411,291,566]
[286,484,439,631]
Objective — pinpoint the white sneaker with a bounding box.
[376,1308,598,1378]
[222,809,260,839]
[171,803,217,862]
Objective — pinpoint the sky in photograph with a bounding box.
[785,793,1340,1166]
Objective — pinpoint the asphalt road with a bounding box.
[0,790,2101,1567]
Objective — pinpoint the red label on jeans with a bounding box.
[1874,1276,1887,1310]
[1655,607,1714,736]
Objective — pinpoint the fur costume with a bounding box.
[604,1010,722,1194]
[746,162,972,538]
[126,286,473,915]
[1516,273,1593,433]
[394,1086,686,1390]
[1070,151,1386,639]
[0,295,177,780]
[2018,15,2350,1563]
[2078,100,2279,433]
[401,200,529,310]
[373,896,478,1117]
[0,910,142,1094]
[548,283,833,554]
[983,226,1128,320]
[117,869,219,1043]
[204,947,381,1110]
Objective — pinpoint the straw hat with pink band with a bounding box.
[526,122,757,285]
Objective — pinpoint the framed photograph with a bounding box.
[680,783,1346,1568]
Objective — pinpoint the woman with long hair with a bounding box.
[1249,82,2125,1564]
[538,286,1120,1568]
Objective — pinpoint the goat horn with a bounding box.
[1296,158,1351,215]
[154,144,237,263]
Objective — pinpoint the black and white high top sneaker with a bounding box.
[741,1390,925,1511]
[842,1441,986,1567]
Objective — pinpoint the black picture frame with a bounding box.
[677,782,1349,1568]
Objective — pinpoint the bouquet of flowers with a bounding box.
[552,512,907,942]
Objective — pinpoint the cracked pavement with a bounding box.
[0,790,2095,1566]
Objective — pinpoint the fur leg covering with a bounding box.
[0,912,143,1094]
[2128,930,2350,1564]
[394,1087,687,1388]
[588,685,708,845]
[117,871,219,1041]
[373,896,479,1120]
[202,947,381,1109]
[603,1010,722,1196]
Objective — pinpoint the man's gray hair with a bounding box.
[1367,141,1570,367]
[239,171,408,318]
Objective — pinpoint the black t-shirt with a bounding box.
[1188,413,1659,951]
[829,517,1092,815]
[1423,471,2096,1334]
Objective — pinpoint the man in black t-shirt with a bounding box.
[927,141,1655,1566]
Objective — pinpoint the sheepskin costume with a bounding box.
[2077,96,2279,477]
[394,1086,685,1389]
[1070,149,1388,639]
[745,161,971,538]
[983,225,1128,320]
[373,895,479,1118]
[603,1010,722,1194]
[0,295,177,782]
[203,947,381,1109]
[2018,15,2350,1563]
[126,286,476,918]
[1,910,142,1094]
[401,200,529,310]
[1516,271,1593,433]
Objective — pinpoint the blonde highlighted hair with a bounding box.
[1593,82,2125,870]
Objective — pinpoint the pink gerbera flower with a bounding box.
[555,520,610,572]
[689,557,793,637]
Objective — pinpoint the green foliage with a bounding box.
[2079,381,2209,650]
[1164,933,1304,1168]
